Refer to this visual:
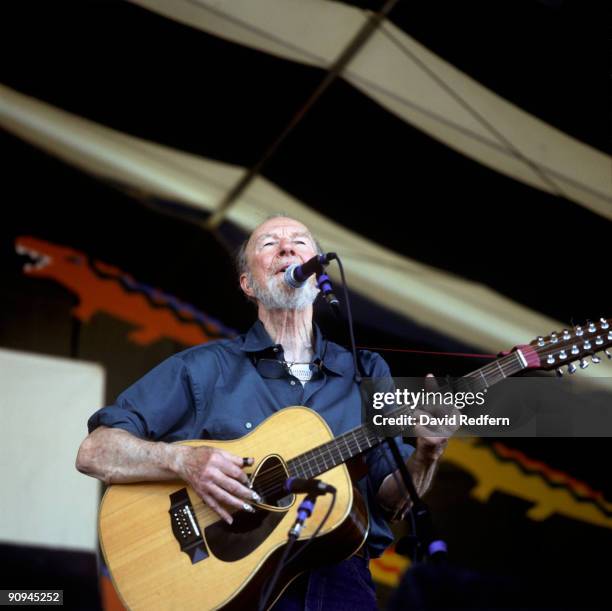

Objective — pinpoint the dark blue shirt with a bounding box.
[88,320,413,557]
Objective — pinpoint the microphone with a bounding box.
[283,253,335,288]
[284,477,336,495]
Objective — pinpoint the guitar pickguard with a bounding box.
[205,506,287,562]
[206,454,294,562]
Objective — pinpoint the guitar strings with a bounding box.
[243,364,517,497]
[248,333,608,492]
[254,339,604,489]
[194,336,608,508]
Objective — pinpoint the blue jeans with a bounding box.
[271,556,378,611]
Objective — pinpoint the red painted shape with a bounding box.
[15,236,212,347]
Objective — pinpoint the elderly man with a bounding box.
[77,215,446,610]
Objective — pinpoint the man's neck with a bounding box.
[258,306,314,363]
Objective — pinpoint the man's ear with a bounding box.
[240,273,254,299]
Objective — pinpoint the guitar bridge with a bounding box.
[169,488,209,564]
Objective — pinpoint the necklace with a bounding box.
[282,361,313,384]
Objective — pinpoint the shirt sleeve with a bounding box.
[361,351,415,495]
[87,355,199,440]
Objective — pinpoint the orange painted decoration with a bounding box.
[15,236,235,347]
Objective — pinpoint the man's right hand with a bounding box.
[173,446,259,525]
[76,427,258,525]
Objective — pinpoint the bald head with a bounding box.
[236,216,319,279]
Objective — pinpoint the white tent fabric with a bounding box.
[129,0,612,221]
[3,82,612,386]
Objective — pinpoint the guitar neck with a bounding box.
[287,351,526,480]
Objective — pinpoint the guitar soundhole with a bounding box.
[205,454,293,562]
[253,454,293,508]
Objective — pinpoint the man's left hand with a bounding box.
[414,435,448,465]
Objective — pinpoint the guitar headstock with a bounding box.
[527,317,611,375]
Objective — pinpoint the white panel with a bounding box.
[0,348,104,552]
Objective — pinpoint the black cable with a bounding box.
[327,255,425,560]
[332,254,362,384]
[258,529,298,611]
[258,491,337,611]
[329,254,449,565]
[408,503,419,564]
[328,256,411,540]
[284,490,337,567]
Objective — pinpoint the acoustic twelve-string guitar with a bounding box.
[99,318,611,610]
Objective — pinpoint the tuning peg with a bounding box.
[559,350,567,360]
[562,329,571,340]
[604,349,611,359]
[600,318,609,330]
[575,326,584,336]
[547,355,555,365]
[595,336,603,345]
[592,355,601,364]
[550,332,559,343]
[588,322,597,333]
[571,345,579,355]
[567,363,577,374]
[537,336,545,346]
[584,340,592,350]
[580,358,589,369]
[556,368,564,377]
[608,331,612,340]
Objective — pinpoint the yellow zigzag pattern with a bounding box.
[370,440,612,588]
[444,439,612,528]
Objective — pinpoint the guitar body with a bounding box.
[99,407,369,610]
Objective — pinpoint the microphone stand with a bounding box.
[385,436,448,564]
[323,254,447,564]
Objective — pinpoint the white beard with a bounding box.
[249,272,319,310]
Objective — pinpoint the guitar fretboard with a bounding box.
[287,350,525,479]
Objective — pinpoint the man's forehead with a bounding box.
[250,219,313,243]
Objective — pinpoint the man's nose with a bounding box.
[278,239,295,256]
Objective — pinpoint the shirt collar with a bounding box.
[240,319,277,353]
[240,319,343,376]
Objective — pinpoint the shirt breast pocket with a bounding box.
[202,412,262,441]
